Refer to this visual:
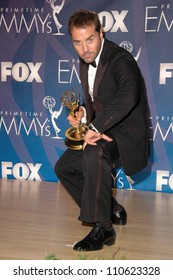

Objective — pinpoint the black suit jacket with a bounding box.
[79,39,150,176]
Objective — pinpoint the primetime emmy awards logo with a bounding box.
[43,96,63,139]
[111,167,136,190]
[119,41,141,61]
[45,0,65,35]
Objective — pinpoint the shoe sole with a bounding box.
[104,236,116,246]
[73,236,116,252]
[112,219,127,226]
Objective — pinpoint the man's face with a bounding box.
[71,24,103,63]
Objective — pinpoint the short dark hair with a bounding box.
[68,9,101,35]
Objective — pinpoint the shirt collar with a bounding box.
[95,38,104,67]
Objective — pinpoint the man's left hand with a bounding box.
[83,130,113,150]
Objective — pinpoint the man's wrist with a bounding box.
[88,123,99,133]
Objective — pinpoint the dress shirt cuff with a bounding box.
[88,123,100,133]
[79,106,87,123]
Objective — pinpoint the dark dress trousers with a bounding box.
[55,39,150,224]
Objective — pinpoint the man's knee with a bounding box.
[83,145,103,167]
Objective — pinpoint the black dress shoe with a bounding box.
[112,208,127,225]
[73,223,116,251]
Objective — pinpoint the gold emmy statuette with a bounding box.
[60,89,88,150]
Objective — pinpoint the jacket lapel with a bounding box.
[93,60,108,99]
[79,40,114,121]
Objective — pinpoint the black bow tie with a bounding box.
[89,60,96,68]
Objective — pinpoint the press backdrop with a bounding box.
[1,0,173,193]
